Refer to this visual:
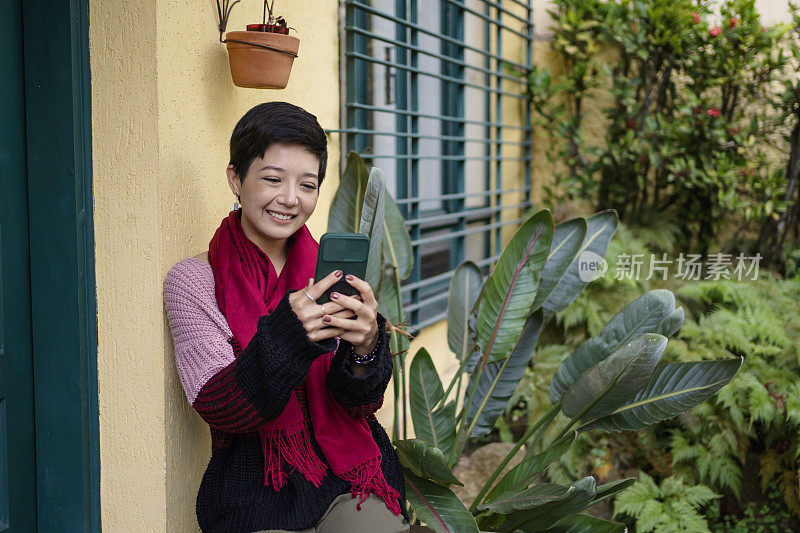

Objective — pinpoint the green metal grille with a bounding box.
[336,0,533,331]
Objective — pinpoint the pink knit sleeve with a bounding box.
[164,258,235,404]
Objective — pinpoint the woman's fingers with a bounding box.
[307,326,346,343]
[320,300,348,315]
[328,307,356,319]
[307,270,343,300]
[345,274,378,306]
[321,314,373,346]
[329,292,364,313]
[292,274,379,348]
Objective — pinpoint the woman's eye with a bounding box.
[302,183,318,191]
[262,177,280,183]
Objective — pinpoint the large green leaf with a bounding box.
[476,210,553,368]
[550,289,684,403]
[327,151,369,233]
[403,470,479,533]
[477,483,570,514]
[377,264,406,329]
[541,210,618,320]
[410,348,457,458]
[382,193,413,280]
[485,478,633,532]
[464,310,544,436]
[547,514,627,532]
[482,432,576,504]
[393,439,462,486]
[561,334,667,421]
[359,168,386,292]
[447,261,483,371]
[531,217,587,311]
[591,477,635,506]
[581,358,743,432]
[498,476,597,532]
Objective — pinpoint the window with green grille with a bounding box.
[337,0,533,331]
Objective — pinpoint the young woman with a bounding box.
[164,102,409,532]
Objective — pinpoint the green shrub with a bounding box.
[527,0,797,258]
[513,223,800,528]
[614,473,719,532]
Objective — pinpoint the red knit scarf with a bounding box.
[208,210,401,515]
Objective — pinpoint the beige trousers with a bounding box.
[255,493,410,533]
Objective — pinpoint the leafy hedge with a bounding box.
[526,0,800,266]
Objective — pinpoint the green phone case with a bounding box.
[313,232,370,304]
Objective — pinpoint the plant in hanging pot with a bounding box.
[223,0,299,89]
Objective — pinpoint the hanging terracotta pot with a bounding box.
[225,30,299,89]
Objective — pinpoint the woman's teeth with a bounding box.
[268,211,294,220]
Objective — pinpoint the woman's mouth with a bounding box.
[266,210,297,222]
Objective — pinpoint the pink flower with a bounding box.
[692,12,701,24]
[707,108,720,118]
[729,18,738,28]
[710,26,722,36]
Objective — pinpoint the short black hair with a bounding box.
[229,102,328,184]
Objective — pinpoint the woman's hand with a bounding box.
[320,274,379,355]
[288,270,355,343]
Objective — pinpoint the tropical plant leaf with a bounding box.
[359,168,386,292]
[447,261,483,372]
[550,289,684,403]
[482,432,577,504]
[377,264,406,330]
[410,348,457,457]
[382,192,413,280]
[498,476,597,532]
[547,513,628,532]
[403,470,479,533]
[531,217,588,311]
[592,478,636,506]
[431,401,457,460]
[478,483,570,514]
[492,478,631,531]
[464,310,544,436]
[328,151,369,233]
[541,210,618,320]
[476,209,553,368]
[393,439,463,486]
[581,358,743,432]
[561,333,667,421]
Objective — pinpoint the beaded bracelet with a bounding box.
[349,339,379,365]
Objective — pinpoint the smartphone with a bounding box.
[313,232,370,304]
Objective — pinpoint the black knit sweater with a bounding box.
[191,292,408,532]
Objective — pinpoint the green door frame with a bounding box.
[21,0,100,530]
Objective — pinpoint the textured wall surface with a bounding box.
[90,0,341,530]
[89,0,165,530]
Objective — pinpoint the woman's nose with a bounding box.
[277,184,298,206]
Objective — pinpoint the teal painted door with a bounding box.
[0,0,37,531]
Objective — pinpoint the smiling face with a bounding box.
[227,143,320,257]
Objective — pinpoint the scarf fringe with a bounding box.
[259,420,327,490]
[339,455,402,516]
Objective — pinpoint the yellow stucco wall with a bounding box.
[90,0,341,530]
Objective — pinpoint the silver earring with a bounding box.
[234,194,240,211]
